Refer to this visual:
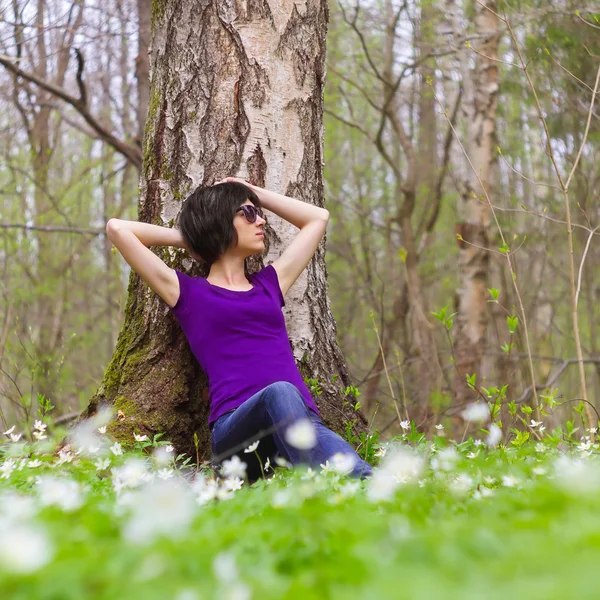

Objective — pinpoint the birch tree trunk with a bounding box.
[453,0,499,403]
[83,0,369,459]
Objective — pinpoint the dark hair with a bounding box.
[177,182,262,266]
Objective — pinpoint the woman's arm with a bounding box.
[107,219,188,249]
[217,178,330,296]
[105,219,185,308]
[248,185,329,228]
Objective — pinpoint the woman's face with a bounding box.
[232,199,266,256]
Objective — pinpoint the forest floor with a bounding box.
[0,418,599,599]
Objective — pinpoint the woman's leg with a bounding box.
[305,410,373,479]
[211,381,372,480]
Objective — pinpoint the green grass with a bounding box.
[1,425,600,600]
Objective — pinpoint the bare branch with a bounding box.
[0,53,142,168]
[0,223,104,235]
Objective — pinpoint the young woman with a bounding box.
[105,178,372,481]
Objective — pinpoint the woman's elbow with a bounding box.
[105,218,122,237]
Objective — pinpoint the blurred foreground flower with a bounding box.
[553,455,600,495]
[486,424,502,447]
[35,476,84,512]
[431,447,459,472]
[285,418,317,450]
[221,455,247,479]
[0,523,54,573]
[329,452,357,475]
[462,402,490,423]
[122,478,196,545]
[367,445,424,502]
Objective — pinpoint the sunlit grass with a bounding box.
[1,414,600,600]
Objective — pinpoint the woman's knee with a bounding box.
[264,381,300,396]
[262,381,308,418]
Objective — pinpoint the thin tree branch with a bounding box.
[0,53,142,168]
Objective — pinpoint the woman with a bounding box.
[105,178,372,482]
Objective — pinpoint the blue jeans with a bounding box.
[210,381,373,481]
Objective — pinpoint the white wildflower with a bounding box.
[339,481,361,497]
[140,471,156,484]
[27,459,43,468]
[530,419,542,428]
[535,442,547,453]
[467,451,479,459]
[55,449,74,466]
[483,476,496,485]
[9,433,23,443]
[319,460,333,474]
[435,424,444,430]
[532,466,547,476]
[382,446,424,483]
[95,458,111,471]
[0,459,16,479]
[431,447,459,472]
[68,419,108,457]
[301,467,317,480]
[192,476,218,505]
[473,439,485,447]
[244,441,259,453]
[274,456,292,469]
[223,477,244,492]
[3,425,16,435]
[0,491,38,523]
[152,446,174,467]
[122,479,196,545]
[33,420,47,432]
[486,424,502,447]
[329,452,357,475]
[264,457,271,472]
[0,524,53,573]
[110,442,123,456]
[400,420,411,431]
[366,471,398,502]
[461,402,490,423]
[36,476,84,511]
[479,486,494,498]
[164,445,174,453]
[213,551,239,583]
[501,474,520,488]
[157,468,175,480]
[272,489,293,508]
[374,446,387,458]
[173,589,201,600]
[111,458,148,490]
[98,426,107,435]
[33,431,47,441]
[285,419,316,450]
[134,433,149,442]
[578,440,592,452]
[221,455,247,479]
[450,473,474,495]
[553,455,600,495]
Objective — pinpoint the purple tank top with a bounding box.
[169,264,319,425]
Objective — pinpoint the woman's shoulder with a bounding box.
[250,264,285,307]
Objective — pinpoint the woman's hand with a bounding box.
[216,176,257,190]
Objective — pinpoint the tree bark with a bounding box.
[453,0,499,403]
[82,0,369,460]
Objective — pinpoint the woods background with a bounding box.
[1,0,599,445]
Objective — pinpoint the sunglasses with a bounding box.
[236,204,264,223]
